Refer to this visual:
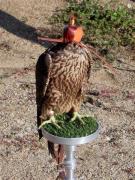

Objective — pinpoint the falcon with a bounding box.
[36,16,92,164]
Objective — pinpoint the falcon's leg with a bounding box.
[70,112,84,124]
[39,89,62,129]
[39,115,61,129]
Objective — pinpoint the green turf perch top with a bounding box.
[39,113,98,138]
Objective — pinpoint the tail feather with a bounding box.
[48,142,65,164]
[48,141,57,159]
[58,145,65,164]
[38,129,43,140]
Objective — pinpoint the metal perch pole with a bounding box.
[42,125,99,180]
[64,145,76,180]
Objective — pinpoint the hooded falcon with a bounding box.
[36,16,92,163]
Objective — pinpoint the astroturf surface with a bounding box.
[43,114,98,138]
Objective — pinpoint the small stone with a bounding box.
[88,90,99,96]
[106,136,111,141]
[95,100,102,107]
[127,3,132,8]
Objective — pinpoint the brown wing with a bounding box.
[36,43,67,139]
[35,50,52,138]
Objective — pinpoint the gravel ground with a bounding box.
[0,0,135,180]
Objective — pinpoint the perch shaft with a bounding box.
[64,145,76,180]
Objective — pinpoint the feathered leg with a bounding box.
[69,90,85,124]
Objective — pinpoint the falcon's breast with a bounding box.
[43,42,91,113]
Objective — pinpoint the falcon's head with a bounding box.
[63,15,84,43]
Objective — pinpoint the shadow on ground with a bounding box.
[0,10,56,47]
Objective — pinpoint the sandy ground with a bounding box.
[0,0,135,180]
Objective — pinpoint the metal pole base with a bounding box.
[64,145,76,180]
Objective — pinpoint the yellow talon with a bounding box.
[39,115,61,129]
[70,112,84,124]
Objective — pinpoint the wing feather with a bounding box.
[36,52,52,105]
[36,49,52,136]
